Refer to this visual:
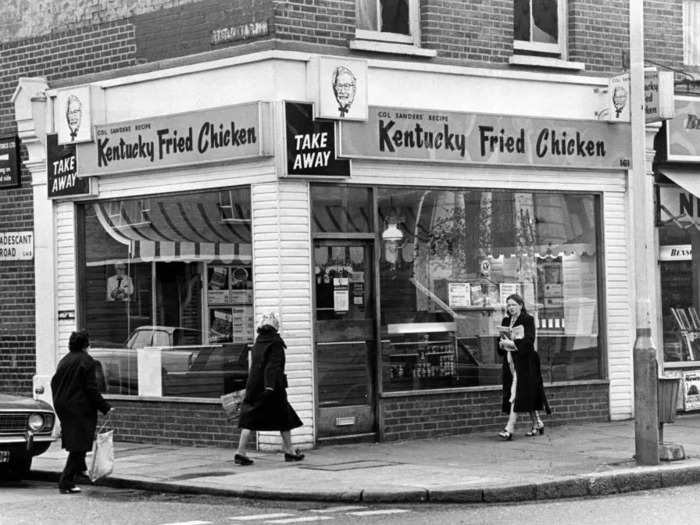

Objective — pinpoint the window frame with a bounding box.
[683,0,700,66]
[354,0,421,47]
[513,0,568,58]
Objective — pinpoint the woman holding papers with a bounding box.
[497,293,551,440]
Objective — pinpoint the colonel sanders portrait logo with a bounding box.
[65,94,83,141]
[332,66,357,118]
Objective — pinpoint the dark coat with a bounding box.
[51,350,111,452]
[238,328,303,431]
[498,312,551,415]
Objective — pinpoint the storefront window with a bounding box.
[377,188,602,391]
[658,222,700,362]
[80,188,253,399]
[311,185,372,233]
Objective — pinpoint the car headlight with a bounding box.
[28,414,44,431]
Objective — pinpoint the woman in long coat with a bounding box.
[497,294,551,440]
[51,330,111,493]
[234,312,304,465]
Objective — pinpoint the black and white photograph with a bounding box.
[2,2,700,524]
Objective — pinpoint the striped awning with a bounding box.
[87,190,251,265]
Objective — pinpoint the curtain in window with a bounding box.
[357,0,377,31]
[684,0,700,66]
[357,0,409,34]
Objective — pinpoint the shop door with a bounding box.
[314,240,376,440]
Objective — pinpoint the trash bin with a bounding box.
[658,376,680,424]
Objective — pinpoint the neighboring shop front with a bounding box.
[655,95,700,412]
[17,52,634,447]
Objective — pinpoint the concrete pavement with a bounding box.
[30,413,700,503]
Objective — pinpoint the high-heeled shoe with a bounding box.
[526,423,545,437]
[498,429,512,441]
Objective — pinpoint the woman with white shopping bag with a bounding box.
[51,330,112,494]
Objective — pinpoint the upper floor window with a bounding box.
[514,0,565,56]
[356,0,417,44]
[684,0,700,66]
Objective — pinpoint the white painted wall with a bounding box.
[252,180,314,449]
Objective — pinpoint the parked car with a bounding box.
[0,393,56,480]
[91,326,249,397]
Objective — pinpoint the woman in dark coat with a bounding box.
[497,294,551,441]
[51,330,111,493]
[234,312,304,465]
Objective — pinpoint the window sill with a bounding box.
[509,54,585,71]
[349,39,437,58]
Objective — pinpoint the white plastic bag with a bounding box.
[88,430,114,482]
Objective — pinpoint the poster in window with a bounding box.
[448,282,471,308]
[499,283,519,305]
[208,266,230,304]
[209,308,233,343]
[683,372,700,411]
[232,305,255,344]
[333,277,349,312]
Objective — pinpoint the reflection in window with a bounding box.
[81,188,253,399]
[377,188,601,392]
[357,0,410,35]
[311,185,372,233]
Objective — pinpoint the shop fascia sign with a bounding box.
[339,107,632,170]
[606,69,675,123]
[47,134,93,199]
[77,102,274,176]
[284,101,350,177]
[0,231,33,260]
[667,96,700,162]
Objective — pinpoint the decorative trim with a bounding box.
[380,379,609,398]
[349,39,437,58]
[509,54,585,71]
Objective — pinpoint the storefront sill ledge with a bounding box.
[104,394,221,404]
[380,379,609,398]
[664,362,700,369]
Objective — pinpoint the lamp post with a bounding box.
[630,0,660,465]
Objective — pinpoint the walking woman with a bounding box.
[234,312,304,465]
[51,330,112,493]
[497,294,551,440]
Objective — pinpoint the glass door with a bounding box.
[314,239,376,440]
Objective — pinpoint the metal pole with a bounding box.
[630,0,659,465]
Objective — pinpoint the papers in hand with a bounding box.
[499,325,525,340]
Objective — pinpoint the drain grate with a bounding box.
[299,460,400,471]
[168,471,236,481]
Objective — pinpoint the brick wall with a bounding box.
[644,0,683,70]
[273,0,354,47]
[101,400,252,448]
[0,0,193,42]
[0,20,137,394]
[134,0,274,62]
[381,383,609,441]
[421,0,513,64]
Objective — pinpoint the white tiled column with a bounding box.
[252,179,314,450]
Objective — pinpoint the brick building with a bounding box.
[3,0,699,448]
